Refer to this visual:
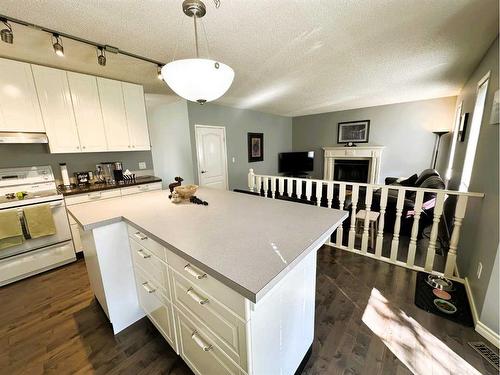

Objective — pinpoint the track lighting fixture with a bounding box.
[97,47,106,66]
[52,33,64,57]
[0,19,13,44]
[157,65,163,80]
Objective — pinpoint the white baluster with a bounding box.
[278,177,285,197]
[270,177,277,199]
[263,177,269,198]
[248,169,255,191]
[255,175,262,196]
[316,181,324,207]
[374,187,388,258]
[444,195,468,277]
[305,180,312,201]
[285,178,293,197]
[326,181,334,208]
[390,189,405,261]
[336,183,346,247]
[361,186,373,253]
[348,185,359,250]
[407,190,424,267]
[424,192,445,271]
[296,179,303,200]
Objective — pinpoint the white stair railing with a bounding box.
[248,168,484,279]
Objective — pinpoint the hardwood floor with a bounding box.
[0,247,496,374]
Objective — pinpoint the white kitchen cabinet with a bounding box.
[67,72,108,152]
[32,65,81,153]
[122,82,151,150]
[0,58,44,133]
[97,77,131,151]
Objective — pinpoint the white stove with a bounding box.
[0,166,75,286]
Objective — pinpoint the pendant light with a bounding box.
[52,33,64,57]
[161,0,234,104]
[0,19,13,44]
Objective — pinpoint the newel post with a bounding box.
[248,169,255,191]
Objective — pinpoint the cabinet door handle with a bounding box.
[137,249,151,259]
[187,287,209,305]
[191,330,213,352]
[134,231,148,241]
[142,282,156,294]
[184,264,207,280]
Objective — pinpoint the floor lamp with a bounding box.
[431,131,449,169]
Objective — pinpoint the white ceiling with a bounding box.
[0,0,498,117]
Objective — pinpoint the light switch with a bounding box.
[232,157,236,163]
[139,162,147,170]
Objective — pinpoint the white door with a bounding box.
[122,82,151,150]
[97,77,131,151]
[32,65,81,153]
[67,72,108,152]
[195,125,228,190]
[0,58,44,132]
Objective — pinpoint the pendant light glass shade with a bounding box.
[162,58,234,104]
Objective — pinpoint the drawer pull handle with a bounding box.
[137,249,151,259]
[134,232,148,241]
[191,330,213,352]
[142,282,156,294]
[187,287,209,305]
[184,264,207,280]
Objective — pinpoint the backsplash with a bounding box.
[0,143,155,182]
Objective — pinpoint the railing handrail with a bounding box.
[248,170,484,198]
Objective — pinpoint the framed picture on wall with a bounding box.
[337,120,370,144]
[248,133,264,162]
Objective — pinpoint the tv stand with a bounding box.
[282,173,311,179]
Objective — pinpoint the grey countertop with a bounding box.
[67,188,348,302]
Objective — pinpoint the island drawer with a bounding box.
[130,239,170,296]
[127,225,166,262]
[170,271,248,370]
[175,307,245,375]
[121,182,162,196]
[134,268,177,351]
[166,250,246,319]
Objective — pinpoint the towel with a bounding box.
[0,209,24,250]
[23,204,56,239]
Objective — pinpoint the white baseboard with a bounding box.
[464,277,500,348]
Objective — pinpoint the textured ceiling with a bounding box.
[0,0,498,117]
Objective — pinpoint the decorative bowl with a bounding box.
[174,184,198,199]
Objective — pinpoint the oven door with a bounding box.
[0,200,72,260]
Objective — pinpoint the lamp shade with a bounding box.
[161,58,234,104]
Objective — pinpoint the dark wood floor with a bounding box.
[0,247,496,374]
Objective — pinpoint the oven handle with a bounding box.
[14,200,64,212]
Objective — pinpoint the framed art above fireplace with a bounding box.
[337,120,370,144]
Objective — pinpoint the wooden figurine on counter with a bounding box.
[168,177,183,198]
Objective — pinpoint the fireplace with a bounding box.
[334,159,370,183]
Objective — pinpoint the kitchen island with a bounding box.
[68,188,347,375]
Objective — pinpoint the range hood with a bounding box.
[0,132,49,144]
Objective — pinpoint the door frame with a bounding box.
[194,124,229,190]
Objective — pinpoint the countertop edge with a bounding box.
[59,177,162,196]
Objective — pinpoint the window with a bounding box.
[460,72,490,192]
[445,101,463,181]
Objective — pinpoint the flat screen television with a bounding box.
[278,151,315,175]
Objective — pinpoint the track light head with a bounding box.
[1,19,13,44]
[52,33,64,57]
[97,47,106,66]
[157,65,163,80]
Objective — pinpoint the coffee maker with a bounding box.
[113,162,124,183]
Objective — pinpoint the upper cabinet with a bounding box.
[122,82,151,151]
[97,77,131,151]
[0,57,150,153]
[67,72,108,152]
[0,58,44,133]
[31,65,81,153]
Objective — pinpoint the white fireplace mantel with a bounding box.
[323,145,385,184]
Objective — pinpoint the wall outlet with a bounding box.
[138,162,147,170]
[477,262,483,279]
[232,157,236,163]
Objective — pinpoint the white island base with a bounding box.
[70,189,347,375]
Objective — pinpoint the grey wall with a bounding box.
[146,96,195,188]
[186,102,292,190]
[0,143,153,182]
[292,97,457,181]
[450,37,499,333]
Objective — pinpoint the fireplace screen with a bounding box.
[334,159,370,183]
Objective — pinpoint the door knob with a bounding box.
[201,170,207,174]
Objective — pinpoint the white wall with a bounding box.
[145,95,195,187]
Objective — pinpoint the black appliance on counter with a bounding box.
[113,162,124,183]
[74,171,91,186]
